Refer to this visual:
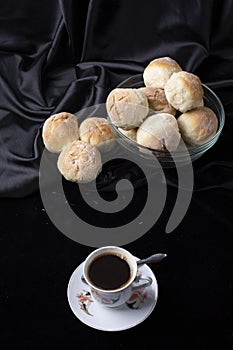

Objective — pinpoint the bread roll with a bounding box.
[136,113,181,152]
[57,140,102,183]
[164,71,204,113]
[42,112,79,153]
[106,88,149,129]
[79,117,115,152]
[177,106,218,146]
[143,57,182,89]
[138,87,176,115]
[118,127,137,142]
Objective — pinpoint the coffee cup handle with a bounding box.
[132,275,153,292]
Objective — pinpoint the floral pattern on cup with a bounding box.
[91,288,121,306]
[76,287,148,317]
[126,288,147,309]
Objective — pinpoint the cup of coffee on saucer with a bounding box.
[67,246,160,331]
[82,245,153,308]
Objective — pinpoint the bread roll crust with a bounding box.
[42,112,79,153]
[177,106,218,146]
[143,57,182,89]
[136,113,181,152]
[79,117,115,152]
[139,87,176,115]
[164,71,204,113]
[106,88,149,129]
[118,127,137,142]
[57,140,102,183]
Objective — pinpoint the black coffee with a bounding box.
[88,253,131,290]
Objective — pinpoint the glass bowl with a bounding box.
[108,74,225,168]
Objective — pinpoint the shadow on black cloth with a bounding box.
[1,1,233,349]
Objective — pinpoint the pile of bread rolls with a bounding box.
[106,56,218,152]
[42,56,219,183]
[42,113,115,183]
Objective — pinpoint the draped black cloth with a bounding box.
[1,1,233,348]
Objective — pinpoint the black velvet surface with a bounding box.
[0,0,233,348]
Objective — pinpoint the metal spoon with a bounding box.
[137,253,167,266]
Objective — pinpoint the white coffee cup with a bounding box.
[82,246,153,307]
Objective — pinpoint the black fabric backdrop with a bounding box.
[0,0,233,348]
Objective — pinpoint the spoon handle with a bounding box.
[137,253,167,266]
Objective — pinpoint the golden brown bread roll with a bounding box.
[42,112,79,153]
[106,88,149,129]
[57,140,102,183]
[79,117,115,152]
[138,86,176,115]
[136,113,181,152]
[164,71,204,113]
[177,106,218,146]
[143,57,182,89]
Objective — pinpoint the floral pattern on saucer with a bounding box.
[76,290,94,316]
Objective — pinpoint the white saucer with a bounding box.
[67,257,158,331]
